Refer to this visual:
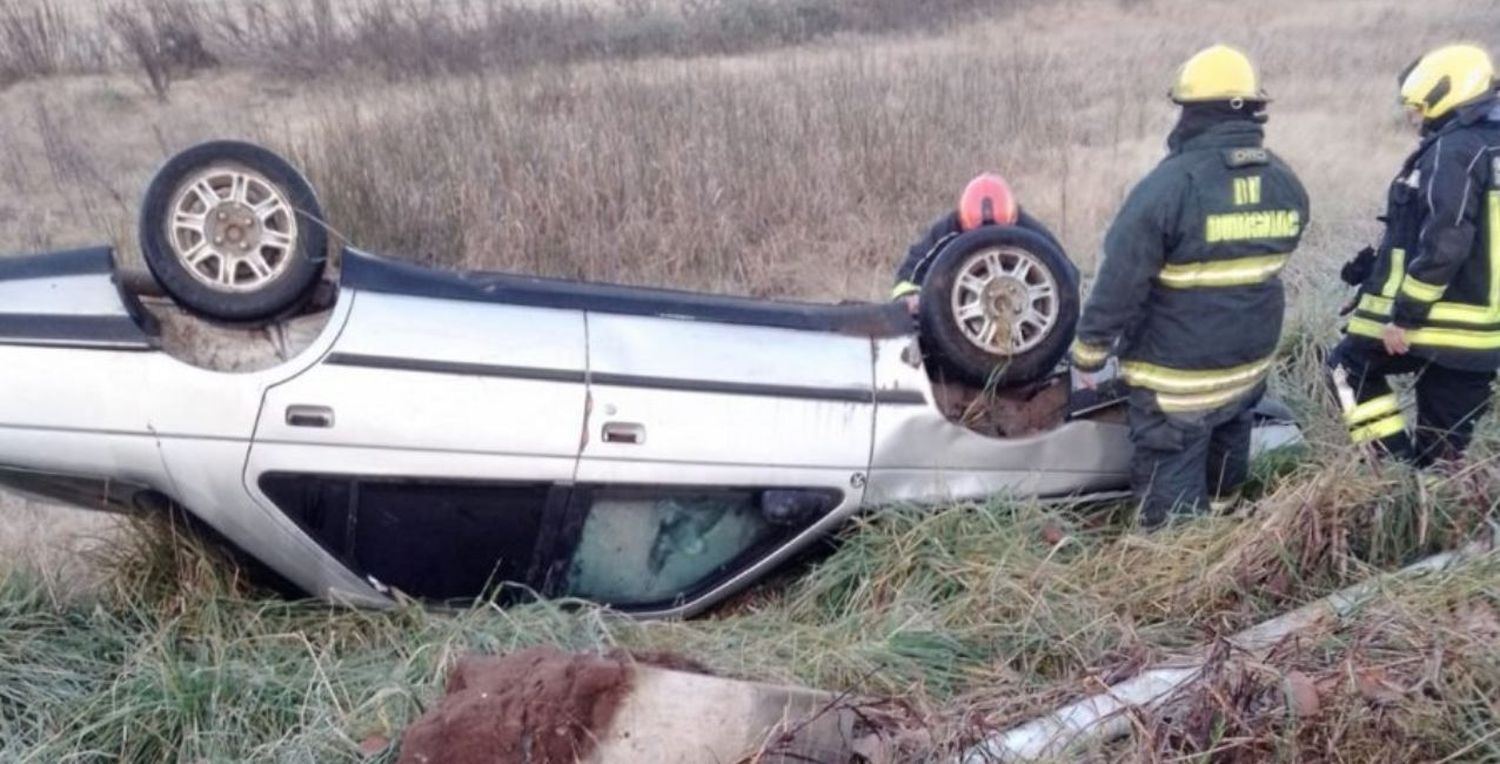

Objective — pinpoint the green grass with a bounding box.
[2,445,1495,761]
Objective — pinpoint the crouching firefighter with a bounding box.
[1070,45,1310,528]
[1329,44,1500,467]
[892,173,1061,313]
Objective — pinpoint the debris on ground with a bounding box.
[397,647,931,763]
[397,647,632,764]
[1130,591,1500,763]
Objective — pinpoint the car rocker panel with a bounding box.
[0,247,158,351]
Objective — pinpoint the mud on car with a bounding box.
[0,142,1301,616]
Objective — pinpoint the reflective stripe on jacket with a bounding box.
[1071,119,1310,413]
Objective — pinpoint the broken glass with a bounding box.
[563,490,772,606]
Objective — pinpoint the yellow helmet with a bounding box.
[1399,44,1495,121]
[1170,45,1265,103]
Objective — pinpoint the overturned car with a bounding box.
[0,143,1300,617]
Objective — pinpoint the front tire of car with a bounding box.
[139,141,328,323]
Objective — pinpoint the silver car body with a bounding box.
[0,246,1301,617]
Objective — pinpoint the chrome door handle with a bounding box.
[602,422,645,445]
[286,405,335,428]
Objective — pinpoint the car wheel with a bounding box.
[139,141,328,323]
[917,225,1080,387]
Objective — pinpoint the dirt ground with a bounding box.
[397,647,634,764]
[395,647,929,763]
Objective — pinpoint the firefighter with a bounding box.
[1328,44,1500,468]
[893,173,1057,313]
[1069,45,1310,528]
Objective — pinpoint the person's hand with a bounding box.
[902,295,919,315]
[1382,323,1410,355]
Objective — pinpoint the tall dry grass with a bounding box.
[281,0,1500,301]
[3,0,1496,299]
[294,45,1066,297]
[0,0,107,86]
[0,0,1017,94]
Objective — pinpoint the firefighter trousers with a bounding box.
[1127,388,1258,528]
[1327,338,1497,467]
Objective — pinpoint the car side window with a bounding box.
[560,489,776,607]
[260,474,551,603]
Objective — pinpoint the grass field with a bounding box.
[1,0,1499,761]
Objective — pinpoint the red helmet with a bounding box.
[957,173,1019,232]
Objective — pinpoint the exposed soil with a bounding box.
[930,374,1073,438]
[145,294,334,372]
[398,647,634,764]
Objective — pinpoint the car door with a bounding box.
[561,313,875,615]
[244,290,588,602]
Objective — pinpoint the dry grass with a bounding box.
[0,454,1494,762]
[0,0,108,85]
[1117,556,1500,763]
[3,0,1496,293]
[2,0,1010,92]
[0,493,118,593]
[292,45,1068,296]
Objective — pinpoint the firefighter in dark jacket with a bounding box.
[893,173,1060,312]
[1069,45,1311,528]
[1329,44,1500,467]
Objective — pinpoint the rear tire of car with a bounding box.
[139,141,328,323]
[917,225,1080,387]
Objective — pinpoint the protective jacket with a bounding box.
[1070,119,1310,414]
[892,209,1061,298]
[1343,95,1500,372]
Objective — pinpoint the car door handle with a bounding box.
[286,405,335,428]
[602,421,645,445]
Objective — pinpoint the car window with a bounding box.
[260,474,550,602]
[561,490,774,607]
[355,481,548,601]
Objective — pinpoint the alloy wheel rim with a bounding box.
[166,165,299,293]
[949,246,1060,355]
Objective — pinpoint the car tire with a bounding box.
[917,225,1080,387]
[139,141,328,323]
